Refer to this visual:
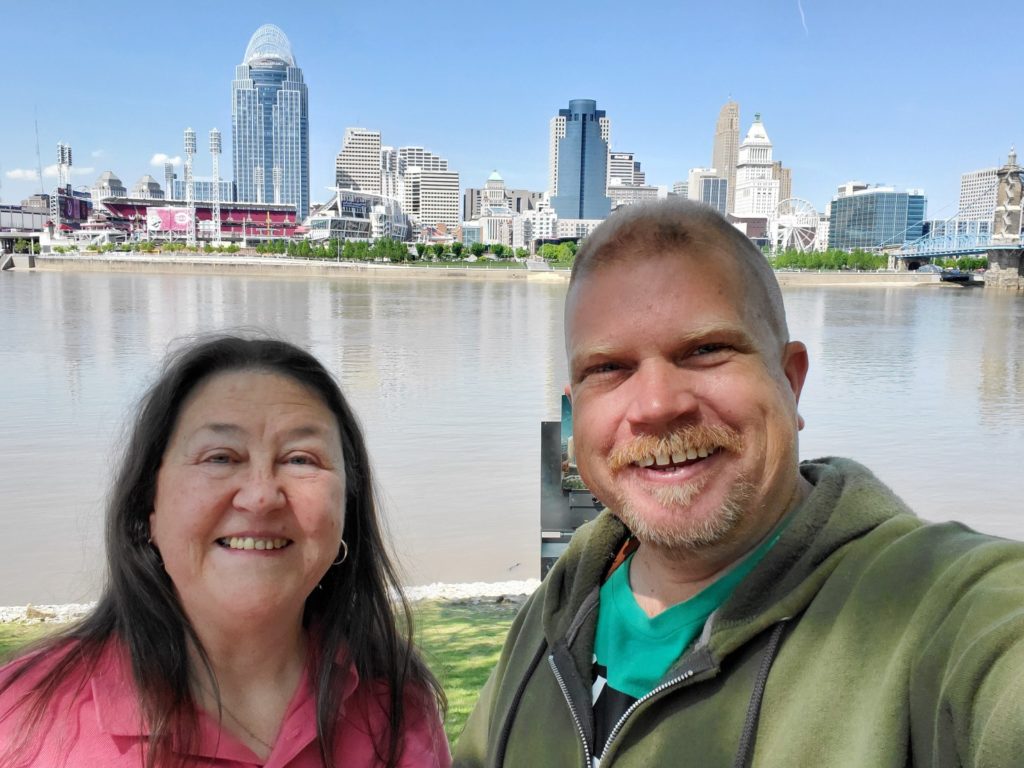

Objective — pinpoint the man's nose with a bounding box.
[624,359,698,428]
[233,464,286,514]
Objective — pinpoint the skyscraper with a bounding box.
[232,24,309,219]
[335,128,382,193]
[712,100,740,214]
[549,99,612,220]
[733,114,779,218]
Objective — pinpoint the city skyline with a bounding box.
[1,0,1018,220]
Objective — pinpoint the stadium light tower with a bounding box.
[210,128,222,244]
[273,165,282,206]
[184,128,197,247]
[51,143,73,236]
[254,165,264,204]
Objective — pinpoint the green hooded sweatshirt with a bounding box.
[453,458,1024,767]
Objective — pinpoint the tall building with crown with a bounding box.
[548,99,612,220]
[712,100,740,214]
[733,113,780,218]
[232,24,309,218]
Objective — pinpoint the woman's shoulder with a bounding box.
[334,674,450,767]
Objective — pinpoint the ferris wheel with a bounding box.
[768,198,819,253]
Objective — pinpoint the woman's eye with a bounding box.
[286,454,317,466]
[204,453,232,464]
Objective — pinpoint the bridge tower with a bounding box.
[985,147,1024,289]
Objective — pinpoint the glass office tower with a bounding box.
[232,24,309,220]
[828,188,927,251]
[550,99,611,220]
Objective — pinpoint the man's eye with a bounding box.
[204,453,232,464]
[693,343,730,356]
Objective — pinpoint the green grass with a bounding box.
[0,599,518,747]
[413,599,518,743]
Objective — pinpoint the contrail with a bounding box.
[797,0,809,35]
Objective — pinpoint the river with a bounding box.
[1,270,1021,604]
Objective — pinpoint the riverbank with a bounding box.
[19,252,941,286]
[0,578,542,625]
[29,252,569,282]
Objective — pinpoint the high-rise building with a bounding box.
[549,99,612,220]
[232,24,309,219]
[827,186,927,251]
[958,167,999,222]
[381,146,401,199]
[335,128,382,193]
[172,178,237,203]
[403,167,460,231]
[712,100,740,214]
[608,152,645,187]
[733,113,780,218]
[686,168,728,215]
[131,175,164,200]
[91,171,126,203]
[548,100,610,199]
[772,161,792,204]
[672,181,688,197]
[398,147,448,174]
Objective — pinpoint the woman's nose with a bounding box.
[233,464,286,514]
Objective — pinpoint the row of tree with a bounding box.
[44,235,586,266]
[771,249,889,271]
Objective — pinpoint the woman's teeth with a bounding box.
[218,537,290,550]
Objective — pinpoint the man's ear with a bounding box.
[563,382,572,404]
[782,341,809,431]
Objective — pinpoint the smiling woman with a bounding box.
[0,336,449,768]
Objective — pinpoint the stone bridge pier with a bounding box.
[985,147,1024,290]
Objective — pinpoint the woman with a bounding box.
[0,335,448,767]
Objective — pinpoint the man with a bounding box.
[453,199,1024,767]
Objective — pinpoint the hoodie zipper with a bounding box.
[596,666,698,765]
[548,654,593,768]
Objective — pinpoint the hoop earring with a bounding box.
[332,540,348,567]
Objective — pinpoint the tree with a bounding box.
[415,242,427,259]
[539,243,560,261]
[515,247,529,259]
[490,243,506,258]
[469,241,486,258]
[372,237,407,262]
[432,243,447,259]
[450,241,464,258]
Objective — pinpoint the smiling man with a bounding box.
[453,199,1024,767]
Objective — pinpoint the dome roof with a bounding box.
[243,24,295,67]
[487,170,504,182]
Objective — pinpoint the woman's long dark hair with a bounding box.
[0,335,444,768]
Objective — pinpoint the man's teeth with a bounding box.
[220,537,290,550]
[638,447,714,468]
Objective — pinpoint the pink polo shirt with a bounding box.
[0,643,450,767]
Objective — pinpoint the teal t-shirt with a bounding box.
[592,523,788,756]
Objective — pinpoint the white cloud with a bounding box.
[5,168,39,181]
[150,153,182,167]
[91,149,105,158]
[41,164,95,179]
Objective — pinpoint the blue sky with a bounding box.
[1,0,1018,218]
